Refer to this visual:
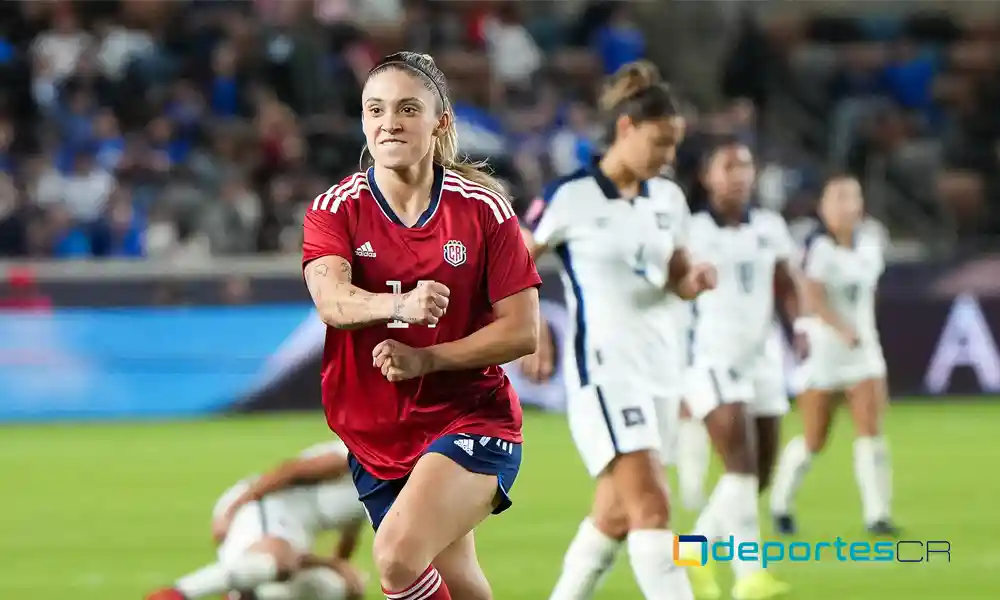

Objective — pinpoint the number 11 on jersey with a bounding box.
[386,280,437,329]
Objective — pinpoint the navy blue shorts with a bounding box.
[348,433,523,531]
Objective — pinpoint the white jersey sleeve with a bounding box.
[803,234,837,282]
[762,210,795,263]
[530,182,575,248]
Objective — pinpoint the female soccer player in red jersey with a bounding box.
[301,52,541,600]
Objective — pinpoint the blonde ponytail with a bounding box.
[433,117,509,196]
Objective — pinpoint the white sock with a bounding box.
[769,435,813,515]
[854,437,891,524]
[626,529,695,600]
[549,518,622,600]
[676,418,711,511]
[712,473,762,579]
[692,479,726,542]
[176,553,279,598]
[256,568,348,600]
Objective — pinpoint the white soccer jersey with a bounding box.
[686,207,795,368]
[531,165,690,395]
[214,441,365,537]
[801,222,884,343]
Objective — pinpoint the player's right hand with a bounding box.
[519,323,555,383]
[331,560,368,599]
[398,280,450,325]
[211,511,234,544]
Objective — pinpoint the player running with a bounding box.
[524,61,716,600]
[769,175,897,537]
[146,442,368,600]
[678,137,803,600]
[302,51,541,600]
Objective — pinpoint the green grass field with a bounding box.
[2,401,996,599]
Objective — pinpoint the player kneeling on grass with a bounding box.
[146,442,368,600]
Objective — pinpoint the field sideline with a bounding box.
[1,400,995,599]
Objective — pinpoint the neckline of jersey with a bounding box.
[815,218,859,248]
[366,164,445,229]
[704,203,752,227]
[588,158,650,200]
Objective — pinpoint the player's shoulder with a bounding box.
[647,175,686,200]
[309,171,370,215]
[542,167,597,203]
[299,440,349,460]
[802,220,834,251]
[749,207,788,233]
[440,168,517,225]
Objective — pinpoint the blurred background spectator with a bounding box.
[0,0,997,261]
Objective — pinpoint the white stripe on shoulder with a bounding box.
[444,171,515,221]
[442,182,506,224]
[311,172,366,212]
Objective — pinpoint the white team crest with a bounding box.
[443,240,467,267]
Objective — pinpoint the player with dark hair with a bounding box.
[146,442,368,600]
[301,51,541,600]
[679,137,802,600]
[523,60,715,600]
[770,175,897,537]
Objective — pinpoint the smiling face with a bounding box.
[362,68,448,170]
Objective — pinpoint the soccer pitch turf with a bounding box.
[1,400,995,599]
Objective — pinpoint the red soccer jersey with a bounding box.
[302,165,542,479]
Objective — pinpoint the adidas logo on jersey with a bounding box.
[454,438,475,456]
[355,241,376,258]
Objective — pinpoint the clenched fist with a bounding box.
[373,339,432,382]
[395,280,450,325]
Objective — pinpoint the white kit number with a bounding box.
[386,280,437,329]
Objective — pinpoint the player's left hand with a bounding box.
[373,339,433,382]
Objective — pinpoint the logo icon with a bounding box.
[355,241,376,258]
[454,438,475,456]
[443,239,467,267]
[673,535,708,567]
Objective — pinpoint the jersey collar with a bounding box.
[366,164,445,228]
[705,203,751,227]
[588,157,650,200]
[816,218,858,247]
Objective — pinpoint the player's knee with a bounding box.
[590,510,629,541]
[246,537,301,577]
[622,487,671,530]
[372,528,430,590]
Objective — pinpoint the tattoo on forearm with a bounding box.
[314,264,329,277]
[340,262,352,281]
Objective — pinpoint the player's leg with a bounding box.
[845,375,897,535]
[751,363,791,494]
[254,567,355,600]
[433,532,491,600]
[370,435,521,600]
[675,400,711,510]
[768,387,837,535]
[148,503,303,600]
[549,475,628,600]
[685,368,787,600]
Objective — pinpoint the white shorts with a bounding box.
[567,380,676,478]
[215,482,314,565]
[797,325,886,391]
[684,358,789,421]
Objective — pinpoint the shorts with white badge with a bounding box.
[684,358,789,421]
[215,483,314,564]
[568,379,672,478]
[797,325,886,391]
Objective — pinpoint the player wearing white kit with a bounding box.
[677,139,802,600]
[769,175,898,537]
[521,61,716,600]
[146,442,368,600]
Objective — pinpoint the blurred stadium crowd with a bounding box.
[0,0,997,260]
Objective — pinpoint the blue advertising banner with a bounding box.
[0,305,315,421]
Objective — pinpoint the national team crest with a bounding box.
[443,239,467,267]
